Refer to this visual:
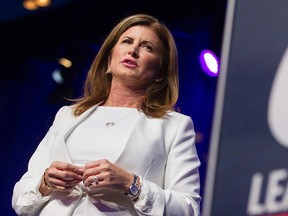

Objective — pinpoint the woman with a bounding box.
[12,14,201,215]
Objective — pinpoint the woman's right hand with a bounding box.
[43,161,83,192]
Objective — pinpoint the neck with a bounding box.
[103,79,148,108]
[104,88,145,108]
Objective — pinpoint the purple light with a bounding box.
[199,50,220,77]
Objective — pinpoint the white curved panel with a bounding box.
[268,47,288,147]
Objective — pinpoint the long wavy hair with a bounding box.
[72,14,179,118]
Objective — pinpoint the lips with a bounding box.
[121,58,138,68]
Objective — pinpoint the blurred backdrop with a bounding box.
[0,0,227,214]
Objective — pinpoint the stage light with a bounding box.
[199,50,220,77]
[51,58,72,84]
[58,58,72,68]
[48,58,74,103]
[35,0,51,7]
[23,0,38,10]
[51,69,64,84]
[23,0,51,10]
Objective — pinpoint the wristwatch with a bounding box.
[128,174,141,200]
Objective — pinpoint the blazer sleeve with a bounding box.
[11,106,71,216]
[134,115,202,216]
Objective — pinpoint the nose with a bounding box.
[128,47,139,58]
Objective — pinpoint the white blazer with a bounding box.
[12,105,201,216]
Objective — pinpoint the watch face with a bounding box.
[130,185,139,196]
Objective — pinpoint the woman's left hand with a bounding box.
[82,159,133,193]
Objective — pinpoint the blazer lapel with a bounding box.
[49,105,98,163]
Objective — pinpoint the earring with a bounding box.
[155,78,163,83]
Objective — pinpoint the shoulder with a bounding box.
[55,105,75,120]
[53,105,98,127]
[166,111,193,124]
[161,111,196,147]
[155,111,195,132]
[52,105,76,128]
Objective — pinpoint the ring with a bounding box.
[93,176,99,184]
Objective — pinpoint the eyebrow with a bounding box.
[122,36,157,46]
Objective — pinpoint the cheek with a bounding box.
[110,48,123,67]
[145,60,161,78]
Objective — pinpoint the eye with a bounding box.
[142,43,153,52]
[121,38,132,44]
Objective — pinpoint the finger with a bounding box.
[83,160,103,169]
[51,161,83,175]
[83,159,115,179]
[47,167,83,182]
[84,175,102,188]
[49,182,69,192]
[50,177,82,189]
[82,162,104,180]
[47,168,79,181]
[82,167,101,180]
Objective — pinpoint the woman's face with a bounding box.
[109,25,162,89]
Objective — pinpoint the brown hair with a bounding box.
[72,14,179,118]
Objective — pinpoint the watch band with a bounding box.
[128,173,141,200]
[132,174,137,186]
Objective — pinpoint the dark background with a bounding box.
[0,0,227,215]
